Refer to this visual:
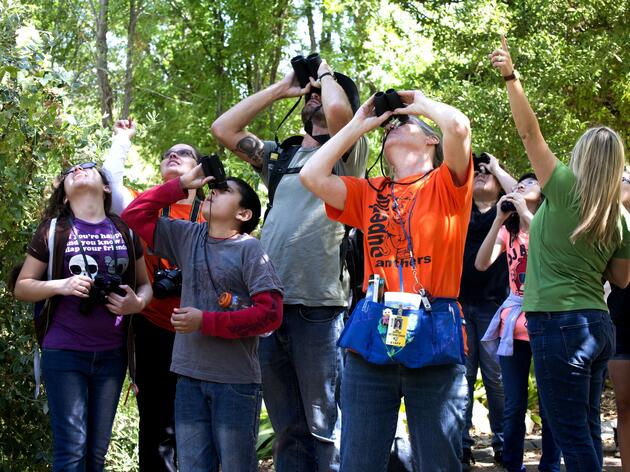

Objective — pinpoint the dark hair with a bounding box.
[44,167,112,219]
[227,177,261,234]
[504,172,544,239]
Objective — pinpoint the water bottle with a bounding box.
[218,292,273,337]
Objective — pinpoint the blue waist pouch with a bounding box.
[338,297,465,368]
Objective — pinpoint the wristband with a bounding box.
[318,72,335,81]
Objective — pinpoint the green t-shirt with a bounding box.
[522,161,630,313]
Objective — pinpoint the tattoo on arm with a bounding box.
[236,136,264,167]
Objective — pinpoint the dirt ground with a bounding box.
[257,384,622,471]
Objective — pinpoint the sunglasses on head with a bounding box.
[63,162,97,175]
[162,148,195,160]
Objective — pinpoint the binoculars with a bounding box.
[79,274,125,315]
[291,53,322,89]
[374,89,408,127]
[201,154,228,190]
[501,200,516,213]
[473,152,491,172]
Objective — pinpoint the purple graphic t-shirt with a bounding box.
[42,218,130,351]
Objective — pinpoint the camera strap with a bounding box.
[160,197,202,222]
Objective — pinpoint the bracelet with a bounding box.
[318,72,335,81]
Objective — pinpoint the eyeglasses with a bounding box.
[162,148,195,160]
[63,162,97,175]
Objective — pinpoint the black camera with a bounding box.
[501,201,516,213]
[473,152,491,172]
[201,154,228,190]
[153,268,182,299]
[79,273,125,315]
[374,89,408,127]
[291,52,322,89]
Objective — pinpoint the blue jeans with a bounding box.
[174,376,262,472]
[499,340,561,472]
[461,301,505,451]
[527,310,614,471]
[41,348,127,472]
[340,352,467,472]
[258,304,344,472]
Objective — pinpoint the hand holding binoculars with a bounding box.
[291,53,323,89]
[374,89,408,127]
[200,154,228,190]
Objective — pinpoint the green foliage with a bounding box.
[2,0,629,469]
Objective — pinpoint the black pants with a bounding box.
[133,315,177,472]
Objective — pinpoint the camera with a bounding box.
[374,89,408,127]
[79,273,125,315]
[153,268,182,299]
[291,52,322,89]
[501,201,516,213]
[473,152,491,172]
[201,154,228,190]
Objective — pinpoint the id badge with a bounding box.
[385,314,408,347]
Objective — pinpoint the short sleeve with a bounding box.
[153,218,200,267]
[333,136,369,178]
[541,160,576,209]
[241,239,284,296]
[258,140,280,187]
[613,209,630,259]
[433,158,473,213]
[26,219,52,263]
[325,176,368,230]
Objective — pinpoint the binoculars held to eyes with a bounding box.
[473,152,491,172]
[374,89,408,127]
[201,154,228,190]
[501,200,517,213]
[291,53,322,89]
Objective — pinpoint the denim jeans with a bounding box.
[258,304,344,472]
[133,315,177,472]
[527,310,614,471]
[41,347,127,472]
[499,340,561,472]
[461,301,505,451]
[174,376,262,472]
[340,352,467,472]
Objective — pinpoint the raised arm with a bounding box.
[393,90,471,185]
[475,198,511,271]
[480,153,518,193]
[489,36,556,187]
[315,61,353,135]
[103,119,136,214]
[211,73,309,168]
[300,95,390,210]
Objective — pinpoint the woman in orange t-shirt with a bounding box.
[301,90,472,471]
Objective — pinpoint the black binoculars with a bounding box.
[291,53,322,89]
[501,200,517,213]
[79,274,125,315]
[201,154,228,190]
[374,89,408,127]
[473,152,491,172]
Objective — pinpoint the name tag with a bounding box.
[385,314,408,347]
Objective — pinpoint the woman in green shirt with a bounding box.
[489,36,630,472]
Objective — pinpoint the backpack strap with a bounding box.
[34,217,58,398]
[264,135,304,221]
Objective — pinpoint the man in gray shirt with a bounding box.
[211,59,367,471]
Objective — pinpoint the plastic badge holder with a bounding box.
[383,291,422,310]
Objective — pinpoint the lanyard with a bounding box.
[389,182,432,310]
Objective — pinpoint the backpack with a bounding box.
[265,136,366,311]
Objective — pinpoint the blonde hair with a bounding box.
[569,126,625,248]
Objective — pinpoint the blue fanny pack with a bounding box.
[338,297,466,368]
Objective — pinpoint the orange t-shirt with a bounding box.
[132,189,205,331]
[326,162,473,298]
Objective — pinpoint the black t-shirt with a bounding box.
[609,285,629,321]
[459,204,510,305]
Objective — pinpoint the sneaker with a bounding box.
[462,447,475,471]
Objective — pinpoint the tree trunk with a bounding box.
[122,0,141,119]
[305,0,317,52]
[95,0,113,127]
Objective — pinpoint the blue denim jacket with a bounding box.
[481,292,524,357]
